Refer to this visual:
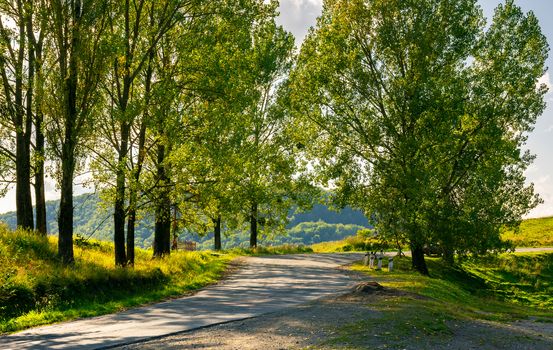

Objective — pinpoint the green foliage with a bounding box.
[0,226,230,333]
[291,0,549,272]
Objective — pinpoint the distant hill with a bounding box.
[0,193,370,249]
[501,216,553,247]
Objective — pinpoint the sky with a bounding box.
[1,0,552,218]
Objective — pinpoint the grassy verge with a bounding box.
[0,227,232,334]
[320,253,552,348]
[0,225,316,334]
[352,253,552,317]
[226,244,313,256]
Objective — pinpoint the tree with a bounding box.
[0,0,35,231]
[291,0,548,274]
[100,0,190,266]
[167,0,270,251]
[46,0,110,263]
[30,0,49,235]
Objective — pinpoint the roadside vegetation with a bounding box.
[312,229,392,253]
[0,226,231,333]
[0,225,315,334]
[351,253,552,311]
[318,253,553,348]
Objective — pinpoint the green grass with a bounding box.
[0,226,232,333]
[352,253,552,313]
[225,244,313,256]
[502,216,553,247]
[317,253,553,348]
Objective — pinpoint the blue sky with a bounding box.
[277,0,553,218]
[0,0,552,218]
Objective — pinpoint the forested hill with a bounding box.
[0,193,369,249]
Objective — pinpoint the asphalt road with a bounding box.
[0,253,363,350]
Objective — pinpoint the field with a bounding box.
[502,216,553,247]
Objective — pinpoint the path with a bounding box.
[0,253,362,350]
[513,247,553,252]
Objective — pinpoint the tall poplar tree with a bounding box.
[46,0,110,263]
[0,0,35,231]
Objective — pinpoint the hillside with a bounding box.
[502,216,553,247]
[0,194,369,249]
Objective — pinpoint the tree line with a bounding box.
[0,0,548,274]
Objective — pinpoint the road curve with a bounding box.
[0,253,362,350]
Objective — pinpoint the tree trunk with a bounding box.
[32,12,47,236]
[15,5,33,231]
[153,144,171,257]
[57,0,81,265]
[126,205,135,266]
[15,133,34,231]
[114,123,130,266]
[411,242,428,275]
[213,215,222,251]
[58,143,75,264]
[34,115,47,235]
[125,49,152,266]
[250,201,258,248]
[442,247,455,266]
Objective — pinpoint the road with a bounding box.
[512,247,553,253]
[0,253,363,350]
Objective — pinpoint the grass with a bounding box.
[502,216,553,247]
[319,252,553,348]
[312,240,351,253]
[0,226,232,333]
[352,253,552,313]
[0,225,315,334]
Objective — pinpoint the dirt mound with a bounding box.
[334,281,427,302]
[352,282,385,294]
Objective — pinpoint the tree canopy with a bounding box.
[0,0,548,274]
[291,0,548,273]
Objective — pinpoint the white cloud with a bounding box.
[538,72,552,91]
[526,173,553,218]
[277,0,323,45]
